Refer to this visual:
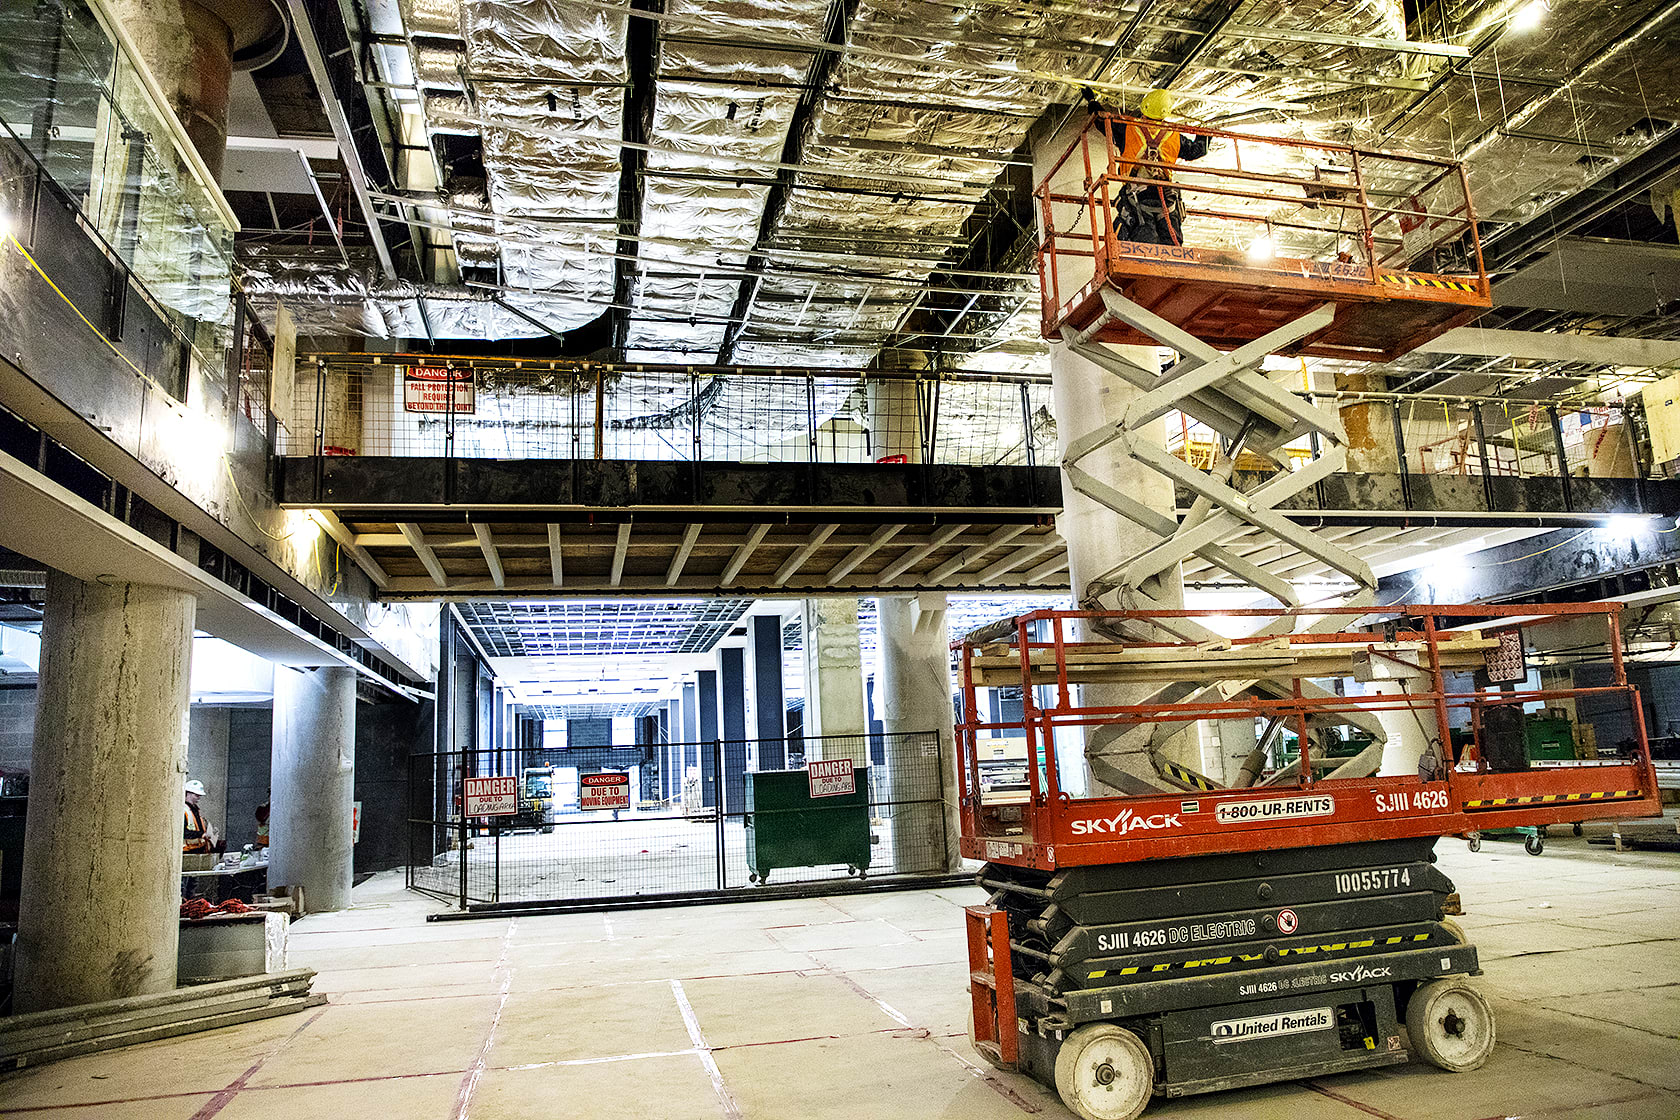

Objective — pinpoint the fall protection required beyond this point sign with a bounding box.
[404,365,476,413]
[807,758,856,798]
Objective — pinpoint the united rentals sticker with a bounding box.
[1214,794,1335,825]
[1211,1007,1334,1044]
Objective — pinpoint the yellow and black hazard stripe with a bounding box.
[1378,271,1480,293]
[1158,760,1217,791]
[1085,933,1431,980]
[1465,790,1642,809]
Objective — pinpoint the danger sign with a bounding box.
[403,365,475,413]
[807,758,856,799]
[580,772,630,811]
[463,776,517,817]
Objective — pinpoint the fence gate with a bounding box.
[407,732,952,909]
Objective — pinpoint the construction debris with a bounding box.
[0,969,323,1072]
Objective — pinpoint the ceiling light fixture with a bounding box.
[1247,233,1276,260]
[1509,0,1548,33]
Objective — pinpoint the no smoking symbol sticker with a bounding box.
[1277,908,1299,934]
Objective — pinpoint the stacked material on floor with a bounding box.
[0,969,322,1071]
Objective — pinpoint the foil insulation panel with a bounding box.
[624,0,830,362]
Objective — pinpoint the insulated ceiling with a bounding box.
[245,0,1680,375]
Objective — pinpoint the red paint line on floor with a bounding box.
[451,917,518,1120]
[186,1007,329,1120]
[670,978,744,1120]
[1306,1081,1410,1120]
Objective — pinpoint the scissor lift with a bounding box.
[958,605,1661,1119]
[959,112,1651,1120]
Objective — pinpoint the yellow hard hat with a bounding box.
[1141,89,1174,120]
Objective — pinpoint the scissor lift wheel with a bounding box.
[1053,1024,1155,1120]
[1406,979,1496,1073]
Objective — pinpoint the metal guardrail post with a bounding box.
[1549,405,1573,512]
[1472,403,1496,510]
[713,739,725,889]
[1392,401,1412,511]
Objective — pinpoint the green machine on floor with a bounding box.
[743,766,872,883]
[1462,710,1583,856]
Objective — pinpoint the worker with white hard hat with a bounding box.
[183,778,222,854]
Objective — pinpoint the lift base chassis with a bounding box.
[967,840,1484,1112]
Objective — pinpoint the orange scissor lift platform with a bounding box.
[1037,113,1492,362]
[955,603,1661,871]
[957,605,1663,1115]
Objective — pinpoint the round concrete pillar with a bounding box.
[1334,371,1400,474]
[866,378,922,463]
[16,573,197,1012]
[269,665,357,913]
[876,594,961,872]
[801,598,868,765]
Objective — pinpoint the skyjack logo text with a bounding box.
[1330,965,1394,984]
[1069,808,1183,836]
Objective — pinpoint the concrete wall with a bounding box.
[225,707,273,853]
[355,698,432,874]
[186,707,231,838]
[0,684,36,772]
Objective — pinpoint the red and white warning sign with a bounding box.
[807,758,857,799]
[463,776,517,817]
[1276,908,1299,935]
[403,364,476,414]
[580,772,630,811]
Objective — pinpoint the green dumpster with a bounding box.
[743,766,872,884]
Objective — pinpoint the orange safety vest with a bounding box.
[1119,123,1182,184]
[183,803,211,853]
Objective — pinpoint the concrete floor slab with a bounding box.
[472,1052,722,1120]
[711,1030,1064,1119]
[4,834,1677,1120]
[215,1073,463,1118]
[246,994,500,1086]
[1491,994,1680,1091]
[1,1011,305,1108]
[6,1095,218,1119]
[679,971,907,1047]
[487,983,696,1066]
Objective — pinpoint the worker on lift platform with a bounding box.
[1088,88,1211,247]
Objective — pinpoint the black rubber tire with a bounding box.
[1406,979,1496,1073]
[1468,836,1482,852]
[1053,1024,1154,1120]
[1524,834,1544,856]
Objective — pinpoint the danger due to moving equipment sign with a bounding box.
[807,758,856,798]
[580,772,630,811]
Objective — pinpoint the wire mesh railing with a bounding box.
[286,359,1056,469]
[407,731,953,908]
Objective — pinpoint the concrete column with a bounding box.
[1334,371,1400,474]
[269,666,357,913]
[106,0,234,180]
[867,378,923,462]
[749,614,786,768]
[16,574,196,1012]
[1034,107,1195,795]
[1372,681,1435,777]
[802,598,868,766]
[877,594,961,872]
[1048,340,1189,792]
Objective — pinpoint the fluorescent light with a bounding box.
[1247,234,1275,260]
[1604,514,1652,539]
[1510,0,1547,32]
